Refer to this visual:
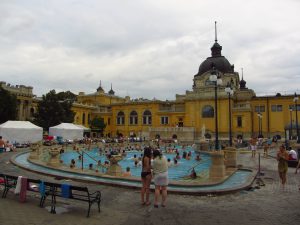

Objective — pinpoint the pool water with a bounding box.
[60,146,211,180]
[14,152,253,193]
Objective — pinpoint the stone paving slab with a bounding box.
[0,149,300,225]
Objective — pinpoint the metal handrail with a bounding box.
[187,159,208,172]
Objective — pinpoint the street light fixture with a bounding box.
[225,82,234,146]
[210,67,222,150]
[293,92,299,143]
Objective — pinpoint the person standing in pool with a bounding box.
[141,147,152,206]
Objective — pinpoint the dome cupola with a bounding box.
[239,68,247,89]
[96,80,105,93]
[195,22,234,76]
[108,83,115,95]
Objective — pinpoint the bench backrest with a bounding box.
[1,173,92,201]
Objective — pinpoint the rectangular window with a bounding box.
[271,105,282,112]
[161,116,169,125]
[129,117,138,125]
[289,104,300,111]
[143,116,152,125]
[237,116,242,128]
[271,105,276,112]
[117,117,125,125]
[255,105,265,112]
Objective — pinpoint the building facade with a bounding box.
[0,81,38,121]
[2,36,296,142]
[72,38,297,142]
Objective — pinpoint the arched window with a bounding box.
[129,111,138,125]
[202,105,214,118]
[143,110,152,125]
[117,111,125,125]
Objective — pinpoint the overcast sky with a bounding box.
[1,0,300,100]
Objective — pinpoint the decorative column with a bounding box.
[224,146,237,168]
[209,151,226,179]
[29,142,41,160]
[47,146,61,167]
[106,154,123,176]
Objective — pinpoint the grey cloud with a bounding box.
[1,0,300,100]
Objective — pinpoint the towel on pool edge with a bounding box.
[14,176,22,194]
[61,184,70,198]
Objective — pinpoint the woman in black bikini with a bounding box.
[141,147,152,206]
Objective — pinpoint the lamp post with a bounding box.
[225,82,234,146]
[210,67,222,150]
[260,114,263,137]
[293,93,299,143]
[289,108,293,140]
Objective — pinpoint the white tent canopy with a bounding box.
[49,123,84,140]
[0,120,43,144]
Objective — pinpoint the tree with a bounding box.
[90,117,106,134]
[57,91,77,102]
[33,90,76,130]
[0,87,17,123]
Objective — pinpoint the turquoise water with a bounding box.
[14,152,253,192]
[60,147,211,180]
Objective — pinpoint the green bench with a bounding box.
[0,174,101,217]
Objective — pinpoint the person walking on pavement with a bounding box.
[277,145,289,189]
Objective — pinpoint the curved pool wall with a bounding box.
[61,148,211,180]
[11,152,257,195]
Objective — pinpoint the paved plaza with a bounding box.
[0,148,300,225]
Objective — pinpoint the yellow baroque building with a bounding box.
[72,38,297,143]
[0,81,38,121]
